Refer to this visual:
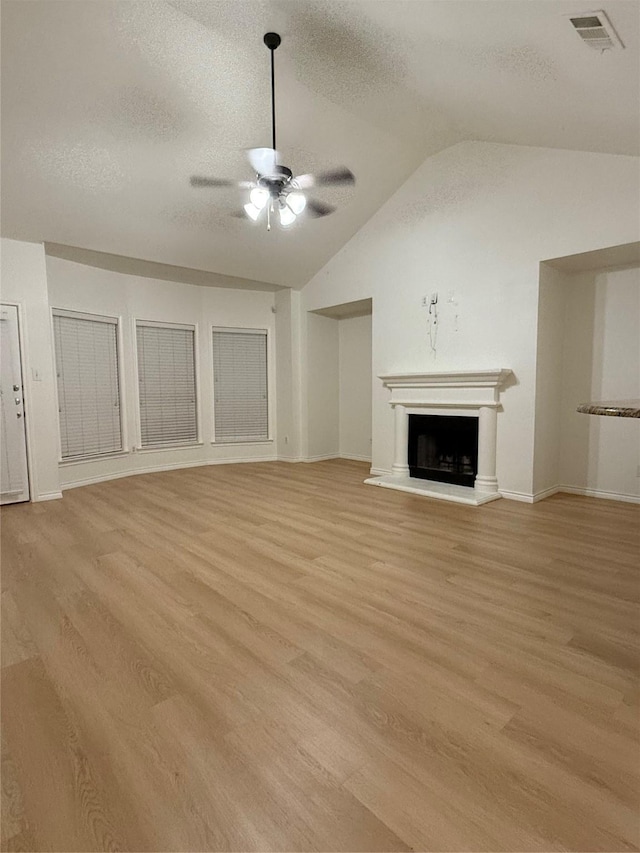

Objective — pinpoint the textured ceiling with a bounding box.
[1,0,638,289]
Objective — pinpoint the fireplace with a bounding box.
[408,414,478,487]
[365,370,512,505]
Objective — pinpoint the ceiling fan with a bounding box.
[190,32,355,230]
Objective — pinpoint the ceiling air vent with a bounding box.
[568,10,624,51]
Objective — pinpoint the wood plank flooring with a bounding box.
[1,459,639,852]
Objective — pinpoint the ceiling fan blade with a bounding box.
[291,173,315,189]
[246,147,280,175]
[306,199,336,218]
[294,167,355,189]
[190,176,253,189]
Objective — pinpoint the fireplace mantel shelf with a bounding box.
[379,369,512,389]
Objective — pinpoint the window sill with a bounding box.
[211,439,273,446]
[136,441,204,454]
[59,450,130,466]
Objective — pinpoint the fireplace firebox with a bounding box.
[408,414,478,487]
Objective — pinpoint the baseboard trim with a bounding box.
[501,487,572,504]
[499,489,554,503]
[369,467,391,477]
[533,485,562,503]
[61,455,278,491]
[558,485,640,505]
[278,455,371,464]
[33,491,63,502]
[500,485,640,505]
[499,490,534,503]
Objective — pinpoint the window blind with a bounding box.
[212,328,268,442]
[53,312,122,460]
[136,323,198,447]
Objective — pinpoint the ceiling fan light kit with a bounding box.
[190,32,355,230]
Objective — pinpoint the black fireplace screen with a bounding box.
[408,414,478,488]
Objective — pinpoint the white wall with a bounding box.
[339,313,372,461]
[306,312,339,460]
[532,263,568,496]
[275,288,303,461]
[301,141,640,498]
[304,309,372,463]
[46,255,278,489]
[558,266,640,501]
[0,238,61,500]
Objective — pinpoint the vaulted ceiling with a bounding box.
[1,0,638,288]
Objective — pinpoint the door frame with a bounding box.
[1,301,34,502]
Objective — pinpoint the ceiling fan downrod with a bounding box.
[264,32,281,154]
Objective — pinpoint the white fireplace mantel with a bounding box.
[366,369,513,506]
[380,369,512,406]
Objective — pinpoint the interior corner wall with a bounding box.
[275,288,303,461]
[0,238,61,500]
[306,312,339,460]
[301,141,640,498]
[339,313,372,461]
[46,255,278,489]
[558,266,640,501]
[532,263,568,496]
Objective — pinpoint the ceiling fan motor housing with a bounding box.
[257,164,292,196]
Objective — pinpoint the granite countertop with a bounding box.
[577,400,640,418]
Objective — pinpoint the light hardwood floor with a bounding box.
[1,460,639,852]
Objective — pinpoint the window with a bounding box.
[53,310,122,460]
[136,321,198,448]
[212,327,269,442]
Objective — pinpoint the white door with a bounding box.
[1,305,30,504]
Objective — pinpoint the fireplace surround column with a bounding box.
[475,405,498,493]
[392,404,410,476]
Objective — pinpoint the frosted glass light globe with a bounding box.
[250,187,269,210]
[279,205,296,226]
[286,192,306,215]
[244,202,261,221]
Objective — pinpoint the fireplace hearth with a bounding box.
[408,414,478,487]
